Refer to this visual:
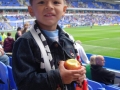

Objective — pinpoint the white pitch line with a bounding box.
[83,44,118,50]
[84,38,110,42]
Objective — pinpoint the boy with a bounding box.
[12,0,86,90]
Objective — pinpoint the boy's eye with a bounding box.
[38,1,44,4]
[54,1,60,4]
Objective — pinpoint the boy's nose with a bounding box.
[45,2,53,9]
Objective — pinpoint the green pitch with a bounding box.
[4,25,120,58]
[64,25,120,58]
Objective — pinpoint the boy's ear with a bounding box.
[28,6,35,17]
[62,5,67,16]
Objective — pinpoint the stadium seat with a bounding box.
[7,65,17,90]
[105,85,120,90]
[0,62,9,90]
[88,85,93,90]
[9,56,12,67]
[100,82,120,90]
[87,79,105,90]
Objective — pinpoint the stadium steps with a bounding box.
[5,22,12,30]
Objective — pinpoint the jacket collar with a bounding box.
[91,65,103,68]
[34,20,71,46]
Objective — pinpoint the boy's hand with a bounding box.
[58,61,86,84]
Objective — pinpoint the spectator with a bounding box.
[86,55,96,80]
[3,32,15,52]
[21,22,29,34]
[0,44,9,65]
[15,27,22,40]
[76,40,90,64]
[0,32,7,44]
[0,35,2,45]
[91,55,115,85]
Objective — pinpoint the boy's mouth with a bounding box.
[44,13,55,17]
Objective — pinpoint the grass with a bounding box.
[3,25,120,58]
[64,25,120,58]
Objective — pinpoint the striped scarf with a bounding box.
[30,22,55,72]
[30,21,80,72]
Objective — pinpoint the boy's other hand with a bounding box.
[58,61,86,84]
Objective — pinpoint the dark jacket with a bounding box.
[91,65,115,85]
[3,37,14,52]
[12,23,76,90]
[15,32,19,40]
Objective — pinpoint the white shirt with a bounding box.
[76,43,90,64]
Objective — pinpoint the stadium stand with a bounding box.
[0,0,120,89]
[0,0,120,30]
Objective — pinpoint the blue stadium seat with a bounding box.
[7,65,17,90]
[106,85,120,90]
[88,85,93,90]
[87,79,105,90]
[9,56,12,67]
[0,61,9,90]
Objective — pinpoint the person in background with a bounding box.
[0,43,9,65]
[91,55,115,85]
[0,35,2,45]
[12,0,86,90]
[86,55,96,80]
[21,22,30,34]
[15,27,22,40]
[1,32,7,44]
[76,40,90,64]
[3,32,15,52]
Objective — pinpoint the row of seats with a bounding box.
[0,61,17,90]
[1,56,120,90]
[87,79,120,90]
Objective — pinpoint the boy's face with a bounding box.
[28,0,67,30]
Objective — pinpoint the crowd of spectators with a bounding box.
[0,12,120,30]
[0,22,29,64]
[0,0,119,30]
[65,0,120,10]
[0,0,22,6]
[59,13,120,26]
[0,0,120,10]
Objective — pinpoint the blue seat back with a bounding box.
[87,79,105,90]
[9,56,12,66]
[106,85,120,90]
[7,65,17,90]
[88,85,93,90]
[0,62,9,90]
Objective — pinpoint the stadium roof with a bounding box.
[96,0,120,4]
